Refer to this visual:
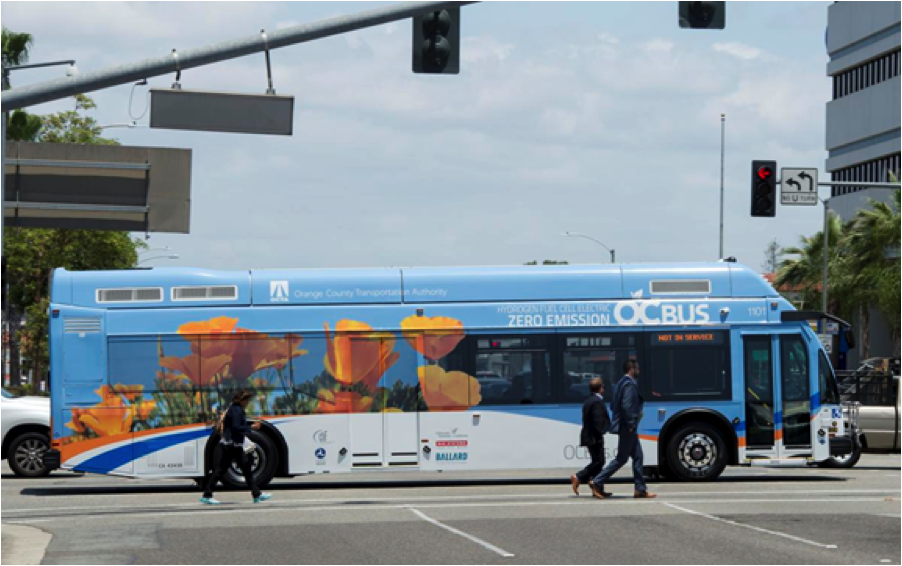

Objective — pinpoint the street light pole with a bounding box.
[137,254,179,265]
[562,232,616,263]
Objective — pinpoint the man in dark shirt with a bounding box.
[590,360,656,499]
[570,378,612,497]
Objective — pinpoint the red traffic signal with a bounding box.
[751,160,777,217]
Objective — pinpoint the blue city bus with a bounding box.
[43,262,854,485]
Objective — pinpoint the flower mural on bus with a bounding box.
[418,365,482,411]
[61,313,482,447]
[323,320,400,391]
[64,384,156,440]
[400,315,465,361]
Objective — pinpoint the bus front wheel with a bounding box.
[665,423,728,482]
[217,430,279,490]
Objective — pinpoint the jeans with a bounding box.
[591,430,646,492]
[575,443,606,484]
[204,443,261,499]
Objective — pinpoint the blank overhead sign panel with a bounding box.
[150,89,294,136]
[4,142,191,233]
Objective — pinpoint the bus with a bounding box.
[43,262,855,485]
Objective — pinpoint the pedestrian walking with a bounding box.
[200,390,273,505]
[570,378,612,497]
[590,360,656,500]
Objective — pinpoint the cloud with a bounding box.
[713,42,764,60]
[642,39,674,52]
[4,3,832,272]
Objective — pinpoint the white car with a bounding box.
[1,388,52,477]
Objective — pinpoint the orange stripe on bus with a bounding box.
[61,423,204,463]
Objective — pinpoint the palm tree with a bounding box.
[2,27,33,88]
[2,28,41,141]
[776,212,847,313]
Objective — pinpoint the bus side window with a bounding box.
[473,335,552,406]
[562,334,637,403]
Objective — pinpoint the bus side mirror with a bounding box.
[844,329,856,349]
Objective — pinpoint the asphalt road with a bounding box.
[2,454,900,565]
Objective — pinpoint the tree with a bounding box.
[3,93,146,389]
[761,238,781,273]
[775,213,846,314]
[844,191,901,358]
[2,26,33,81]
[2,28,43,145]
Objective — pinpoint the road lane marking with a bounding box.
[662,502,837,549]
[5,489,898,516]
[3,497,891,524]
[407,507,515,558]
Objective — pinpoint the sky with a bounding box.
[3,1,833,272]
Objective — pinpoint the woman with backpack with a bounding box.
[200,390,273,505]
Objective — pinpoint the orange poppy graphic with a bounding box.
[315,390,375,414]
[418,365,482,411]
[324,320,399,391]
[72,386,135,437]
[177,316,239,336]
[160,353,232,387]
[110,383,145,401]
[400,315,465,361]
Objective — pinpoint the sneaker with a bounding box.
[634,491,657,499]
[200,497,221,505]
[253,493,273,504]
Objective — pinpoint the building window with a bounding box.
[832,153,902,197]
[832,49,901,100]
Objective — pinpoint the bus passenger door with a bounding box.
[777,334,812,459]
[347,336,419,468]
[381,336,420,468]
[742,334,777,461]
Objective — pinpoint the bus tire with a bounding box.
[218,431,279,490]
[665,422,728,482]
[818,441,861,469]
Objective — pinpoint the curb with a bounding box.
[1,523,53,565]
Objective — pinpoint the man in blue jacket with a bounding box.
[589,360,656,499]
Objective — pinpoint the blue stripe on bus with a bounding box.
[75,420,294,474]
[75,429,211,474]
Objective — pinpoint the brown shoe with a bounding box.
[589,482,606,500]
[634,491,657,499]
[570,474,580,496]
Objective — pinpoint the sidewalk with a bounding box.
[1,524,52,565]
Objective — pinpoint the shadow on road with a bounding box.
[16,473,845,497]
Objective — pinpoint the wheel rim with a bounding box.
[677,433,717,477]
[224,445,265,485]
[14,438,48,474]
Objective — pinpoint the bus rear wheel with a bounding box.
[217,431,278,490]
[665,423,728,482]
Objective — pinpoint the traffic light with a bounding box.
[412,9,460,74]
[679,2,726,29]
[751,160,777,218]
